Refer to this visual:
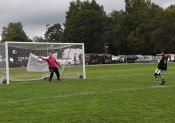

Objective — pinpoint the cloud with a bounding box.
[152,0,175,8]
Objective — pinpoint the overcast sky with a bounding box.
[0,0,174,40]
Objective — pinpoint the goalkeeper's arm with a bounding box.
[55,59,61,68]
[58,64,61,68]
[57,63,61,68]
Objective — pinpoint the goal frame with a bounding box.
[5,41,86,84]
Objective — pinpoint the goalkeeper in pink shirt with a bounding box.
[41,53,61,82]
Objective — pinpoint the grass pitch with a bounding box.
[0,63,175,123]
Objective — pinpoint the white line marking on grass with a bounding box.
[3,85,174,104]
[151,85,173,88]
[3,92,98,104]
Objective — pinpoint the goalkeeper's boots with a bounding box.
[161,79,166,85]
[58,79,61,81]
[154,82,158,86]
[48,80,51,82]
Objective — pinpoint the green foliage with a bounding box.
[109,0,175,55]
[125,1,155,54]
[151,5,175,53]
[45,23,63,42]
[61,0,107,53]
[1,22,31,42]
[108,10,130,55]
[66,9,108,53]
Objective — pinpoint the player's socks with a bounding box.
[155,77,158,82]
[154,81,158,86]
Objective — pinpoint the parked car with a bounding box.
[98,54,112,64]
[136,55,143,59]
[125,55,139,63]
[112,56,123,63]
[144,55,155,60]
[85,53,98,65]
[119,55,126,63]
[156,54,162,59]
[135,56,158,63]
[58,57,80,66]
[144,55,158,62]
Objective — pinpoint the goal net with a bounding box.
[3,42,86,84]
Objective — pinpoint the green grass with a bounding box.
[0,63,175,123]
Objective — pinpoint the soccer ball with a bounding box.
[79,74,83,79]
[12,50,17,54]
[2,79,6,84]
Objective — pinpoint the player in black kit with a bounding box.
[154,49,168,86]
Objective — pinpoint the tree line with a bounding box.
[1,0,175,55]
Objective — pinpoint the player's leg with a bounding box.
[53,67,61,81]
[74,60,76,66]
[160,72,166,85]
[49,68,54,82]
[154,68,159,86]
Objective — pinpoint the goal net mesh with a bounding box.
[4,42,84,82]
[0,43,6,83]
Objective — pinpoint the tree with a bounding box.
[151,5,175,53]
[45,23,63,42]
[33,36,46,42]
[66,9,107,53]
[1,22,30,42]
[108,10,130,55]
[61,0,107,53]
[124,0,162,54]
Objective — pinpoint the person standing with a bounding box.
[74,53,77,66]
[41,52,61,82]
[154,49,168,86]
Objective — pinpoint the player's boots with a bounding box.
[154,82,158,86]
[161,79,166,85]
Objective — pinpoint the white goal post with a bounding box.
[3,42,86,84]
